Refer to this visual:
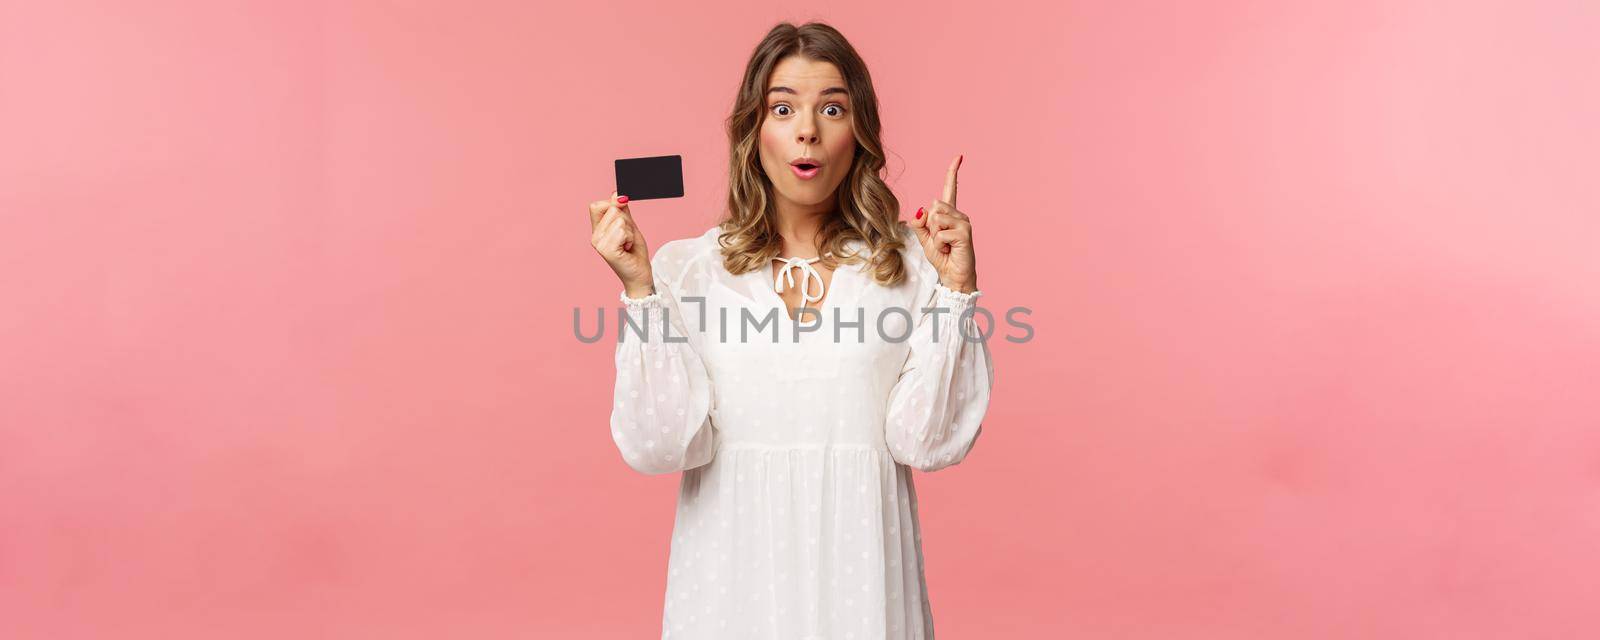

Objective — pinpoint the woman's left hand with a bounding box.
[910,154,978,293]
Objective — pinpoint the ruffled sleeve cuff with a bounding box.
[934,282,984,307]
[619,289,664,309]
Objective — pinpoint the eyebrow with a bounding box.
[766,86,849,98]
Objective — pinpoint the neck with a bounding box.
[772,194,832,257]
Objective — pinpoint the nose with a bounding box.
[795,115,818,145]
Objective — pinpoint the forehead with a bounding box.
[767,56,845,91]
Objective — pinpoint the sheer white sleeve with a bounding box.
[609,259,718,475]
[883,273,995,472]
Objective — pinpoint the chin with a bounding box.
[770,176,846,207]
[778,189,833,206]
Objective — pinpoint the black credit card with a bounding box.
[614,154,684,201]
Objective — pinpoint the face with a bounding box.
[758,56,855,209]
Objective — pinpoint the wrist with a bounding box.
[623,281,656,299]
[942,277,978,294]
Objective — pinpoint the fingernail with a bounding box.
[916,207,924,219]
[617,196,629,204]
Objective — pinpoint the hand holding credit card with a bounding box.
[589,154,683,297]
[614,154,684,201]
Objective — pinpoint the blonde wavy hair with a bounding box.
[716,21,909,287]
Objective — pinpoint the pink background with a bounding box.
[3,1,1598,637]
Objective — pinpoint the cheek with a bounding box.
[828,125,854,156]
[759,121,784,155]
[829,128,855,171]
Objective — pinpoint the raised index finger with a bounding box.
[942,154,962,208]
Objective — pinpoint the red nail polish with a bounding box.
[617,196,629,204]
[916,207,924,219]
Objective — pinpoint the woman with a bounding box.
[585,21,993,640]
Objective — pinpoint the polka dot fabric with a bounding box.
[610,225,995,639]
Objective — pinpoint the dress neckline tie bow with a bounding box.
[773,252,834,308]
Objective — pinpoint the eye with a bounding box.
[823,104,846,117]
[771,104,792,117]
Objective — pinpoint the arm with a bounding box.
[883,280,995,472]
[609,267,718,475]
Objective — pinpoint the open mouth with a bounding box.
[790,158,822,180]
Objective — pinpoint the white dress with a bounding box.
[610,224,995,640]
